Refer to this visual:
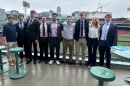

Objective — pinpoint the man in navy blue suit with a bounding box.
[99,14,118,69]
[15,14,28,62]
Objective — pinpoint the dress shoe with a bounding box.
[26,60,32,64]
[38,60,42,63]
[45,60,48,64]
[33,61,37,64]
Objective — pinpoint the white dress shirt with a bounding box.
[19,21,24,29]
[40,22,48,37]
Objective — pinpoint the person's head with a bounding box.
[18,14,24,21]
[104,14,112,23]
[90,17,100,28]
[30,10,36,18]
[67,16,72,24]
[52,13,57,22]
[8,15,15,23]
[80,11,86,20]
[42,16,46,23]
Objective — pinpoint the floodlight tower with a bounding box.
[23,1,30,18]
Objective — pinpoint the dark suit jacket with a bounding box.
[26,19,40,41]
[99,23,118,47]
[15,21,27,41]
[74,19,89,41]
[48,22,63,42]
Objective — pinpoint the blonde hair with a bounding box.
[89,17,100,29]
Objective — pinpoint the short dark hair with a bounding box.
[105,14,112,18]
[18,13,24,18]
[67,16,72,19]
[30,10,36,14]
[52,13,57,16]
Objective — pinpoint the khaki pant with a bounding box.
[75,38,87,64]
[7,42,17,61]
[63,39,74,61]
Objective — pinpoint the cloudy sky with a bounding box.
[0,0,130,18]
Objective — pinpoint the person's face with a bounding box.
[30,12,36,18]
[67,17,72,23]
[8,17,14,23]
[104,16,112,23]
[52,15,57,21]
[92,18,97,26]
[80,13,86,19]
[42,17,46,23]
[19,16,24,21]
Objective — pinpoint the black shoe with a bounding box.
[61,60,66,65]
[45,60,48,64]
[38,60,42,63]
[70,62,73,67]
[33,61,37,64]
[26,60,32,64]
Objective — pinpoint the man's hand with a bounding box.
[4,42,8,46]
[35,40,38,44]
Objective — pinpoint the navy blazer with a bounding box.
[48,22,63,42]
[26,19,40,41]
[74,19,89,41]
[15,21,27,41]
[99,23,118,47]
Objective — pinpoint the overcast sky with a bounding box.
[0,0,130,18]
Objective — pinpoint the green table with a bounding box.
[90,66,116,86]
[9,47,27,79]
[0,46,9,73]
[111,47,130,62]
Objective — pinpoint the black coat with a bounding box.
[15,21,27,41]
[26,19,40,41]
[48,22,63,42]
[74,19,89,41]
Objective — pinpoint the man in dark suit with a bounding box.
[15,14,28,62]
[99,14,118,69]
[38,16,49,64]
[74,12,89,68]
[26,10,40,64]
[48,13,63,65]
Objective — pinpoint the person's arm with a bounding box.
[113,25,118,46]
[3,25,7,45]
[35,21,40,44]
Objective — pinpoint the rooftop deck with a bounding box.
[0,57,130,86]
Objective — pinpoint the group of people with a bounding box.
[3,10,118,69]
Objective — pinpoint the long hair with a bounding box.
[89,17,100,29]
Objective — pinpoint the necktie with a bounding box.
[20,22,22,30]
[43,23,45,36]
[81,21,83,36]
[28,19,32,26]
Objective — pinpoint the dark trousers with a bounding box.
[49,37,60,60]
[27,38,37,61]
[99,40,111,68]
[17,39,28,59]
[39,37,48,61]
[87,38,98,66]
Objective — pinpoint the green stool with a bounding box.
[9,47,27,79]
[90,66,116,86]
[0,46,9,73]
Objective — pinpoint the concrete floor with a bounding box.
[0,59,130,86]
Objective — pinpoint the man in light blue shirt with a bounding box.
[99,14,118,69]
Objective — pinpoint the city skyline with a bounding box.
[0,0,130,18]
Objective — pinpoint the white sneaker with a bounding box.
[56,60,60,65]
[49,60,54,65]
